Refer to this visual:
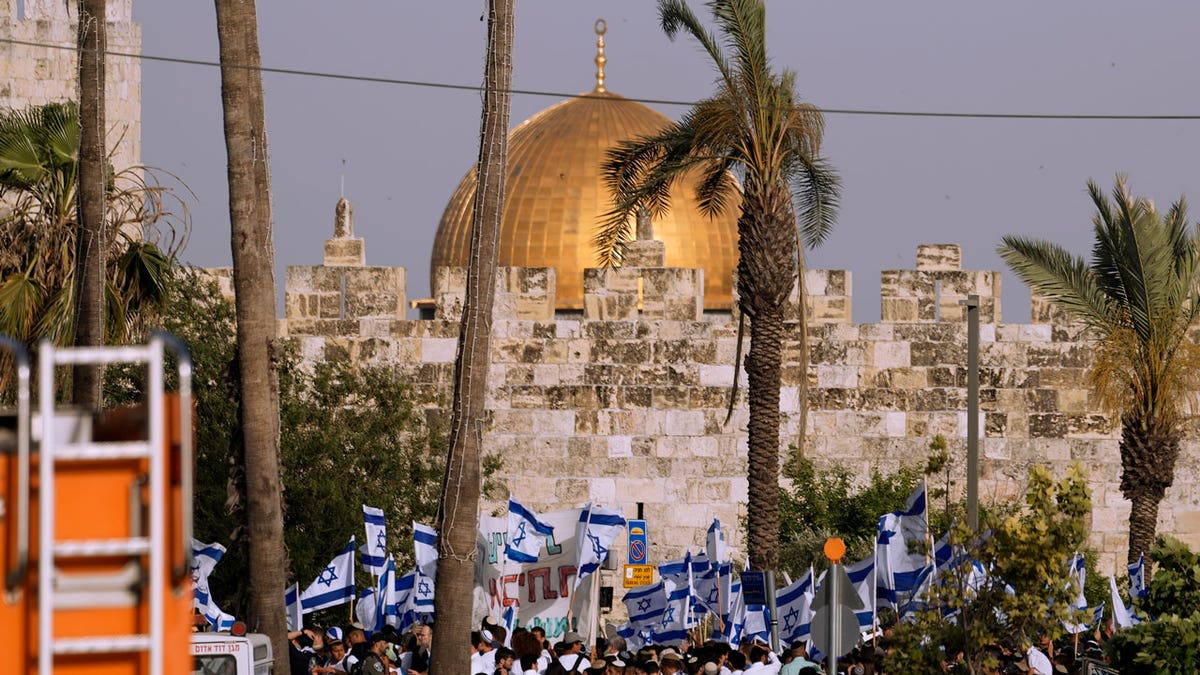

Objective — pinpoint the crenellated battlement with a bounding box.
[259,201,1200,576]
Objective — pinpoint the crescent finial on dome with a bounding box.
[594,19,607,93]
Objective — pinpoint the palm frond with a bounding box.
[709,0,770,110]
[695,158,740,219]
[997,235,1115,330]
[658,0,734,87]
[789,153,840,250]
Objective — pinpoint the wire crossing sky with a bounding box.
[120,1,1200,323]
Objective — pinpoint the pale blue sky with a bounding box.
[134,1,1200,323]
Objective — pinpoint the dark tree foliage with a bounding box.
[1107,536,1200,674]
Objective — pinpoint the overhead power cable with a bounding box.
[5,36,1200,121]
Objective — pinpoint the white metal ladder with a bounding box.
[34,333,193,675]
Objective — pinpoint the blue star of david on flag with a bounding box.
[318,565,338,587]
[300,537,356,613]
[418,580,432,595]
[375,529,387,552]
[783,606,799,631]
[588,531,607,560]
[662,606,676,626]
[506,497,555,564]
[637,598,653,612]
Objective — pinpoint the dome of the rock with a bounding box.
[432,39,739,310]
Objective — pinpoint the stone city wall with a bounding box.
[267,212,1200,577]
[0,0,142,173]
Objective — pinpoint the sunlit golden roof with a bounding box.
[431,24,739,310]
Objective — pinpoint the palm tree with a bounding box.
[0,102,180,351]
[430,1,512,673]
[75,0,108,410]
[999,176,1200,563]
[597,0,839,572]
[213,0,288,668]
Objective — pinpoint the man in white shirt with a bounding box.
[1026,643,1053,675]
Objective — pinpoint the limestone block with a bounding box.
[323,237,365,266]
[881,297,919,322]
[420,338,458,364]
[622,239,666,267]
[608,435,633,458]
[916,244,962,271]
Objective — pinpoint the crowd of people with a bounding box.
[285,616,1118,675]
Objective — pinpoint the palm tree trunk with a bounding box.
[1120,416,1180,563]
[213,0,287,668]
[73,0,106,410]
[430,1,511,674]
[739,180,798,573]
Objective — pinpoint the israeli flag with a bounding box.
[355,587,378,633]
[300,537,356,612]
[623,580,670,631]
[846,556,877,630]
[876,483,929,609]
[615,621,650,652]
[362,505,388,578]
[718,579,745,646]
[285,582,302,632]
[574,503,626,588]
[191,539,236,631]
[377,555,399,629]
[706,519,728,565]
[656,580,691,646]
[501,605,517,647]
[1127,553,1148,599]
[658,550,709,620]
[505,497,555,563]
[776,568,815,644]
[413,522,438,578]
[695,561,732,618]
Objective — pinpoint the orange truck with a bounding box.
[1,333,197,675]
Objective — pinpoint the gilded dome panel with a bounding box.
[432,90,739,310]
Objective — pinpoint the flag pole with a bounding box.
[568,502,595,626]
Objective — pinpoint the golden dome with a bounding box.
[431,89,740,310]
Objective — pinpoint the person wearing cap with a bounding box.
[605,654,627,675]
[472,629,501,675]
[546,631,589,675]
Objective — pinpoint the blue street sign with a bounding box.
[741,570,767,606]
[628,519,648,565]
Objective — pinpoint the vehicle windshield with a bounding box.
[193,654,237,675]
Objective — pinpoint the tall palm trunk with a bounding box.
[73,0,106,410]
[430,1,512,674]
[739,180,798,573]
[213,0,287,668]
[1120,413,1181,562]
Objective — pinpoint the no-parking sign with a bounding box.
[627,519,647,564]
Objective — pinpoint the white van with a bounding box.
[191,631,274,675]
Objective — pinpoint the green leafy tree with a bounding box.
[778,456,922,577]
[886,464,1093,675]
[0,102,185,352]
[999,176,1200,562]
[1106,536,1200,674]
[598,0,839,573]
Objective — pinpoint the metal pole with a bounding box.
[826,564,840,675]
[964,294,980,531]
[766,570,780,653]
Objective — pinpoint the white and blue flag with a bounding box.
[413,522,438,579]
[706,519,728,565]
[846,555,877,630]
[1109,576,1139,630]
[623,580,670,632]
[776,568,815,644]
[191,539,235,631]
[505,497,555,563]
[1127,553,1148,599]
[300,537,356,612]
[615,621,651,652]
[574,504,626,588]
[695,561,732,618]
[656,580,691,646]
[285,582,302,632]
[362,504,388,578]
[876,483,929,609]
